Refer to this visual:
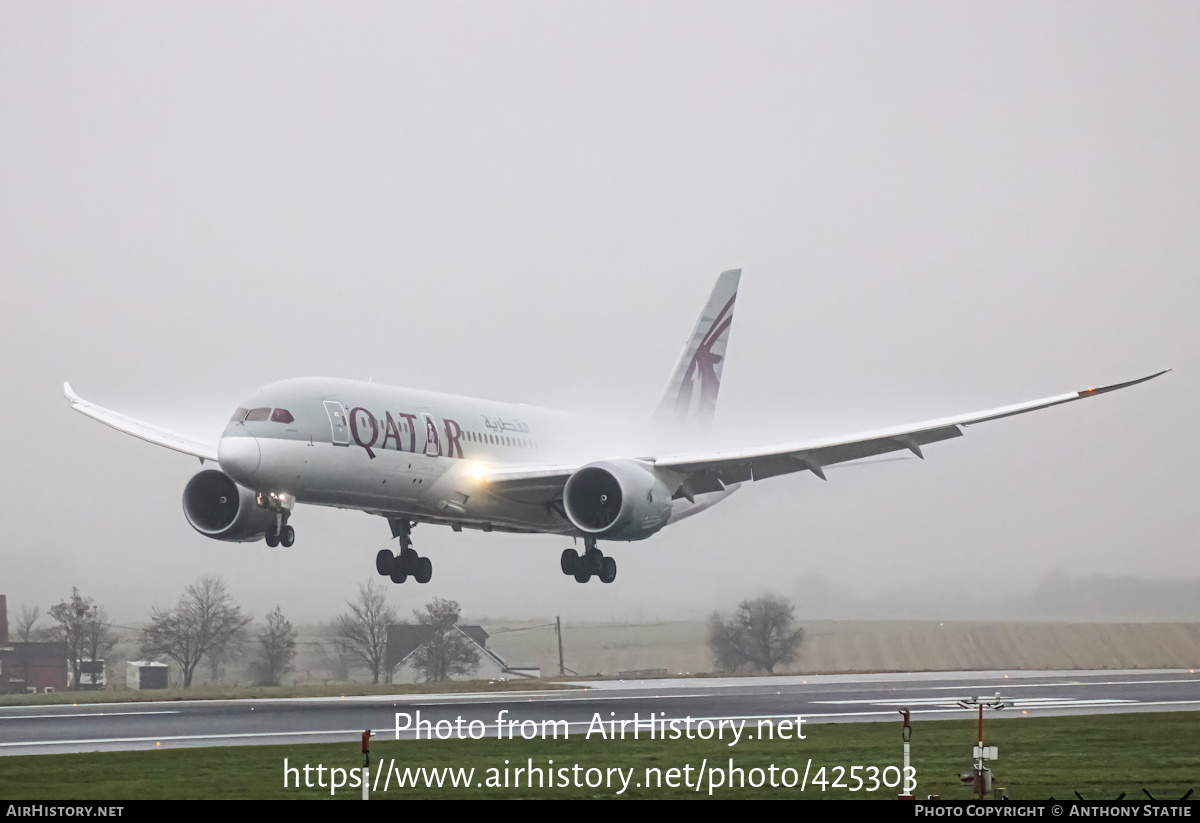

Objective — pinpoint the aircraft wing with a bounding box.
[479,371,1168,504]
[63,382,220,462]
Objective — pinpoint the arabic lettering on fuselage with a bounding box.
[482,416,530,434]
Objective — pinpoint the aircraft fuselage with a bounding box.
[216,376,692,536]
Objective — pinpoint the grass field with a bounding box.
[1,712,1196,800]
[485,620,1200,677]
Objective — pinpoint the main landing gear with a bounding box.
[376,519,433,584]
[561,537,616,584]
[261,492,295,548]
[265,523,294,548]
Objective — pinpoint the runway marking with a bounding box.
[0,710,182,720]
[559,678,1200,700]
[383,682,1200,705]
[403,692,716,702]
[567,670,1199,691]
[921,678,1200,691]
[804,700,1200,720]
[815,697,1137,706]
[0,728,381,748]
[814,697,1148,711]
[921,682,1082,690]
[0,688,587,710]
[1088,700,1200,709]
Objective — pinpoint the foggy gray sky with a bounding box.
[2,2,1196,626]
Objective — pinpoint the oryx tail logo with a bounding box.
[673,292,735,424]
[654,269,740,430]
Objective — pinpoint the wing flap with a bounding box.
[750,454,799,481]
[812,424,963,465]
[64,382,220,462]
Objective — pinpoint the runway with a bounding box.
[2,669,1198,757]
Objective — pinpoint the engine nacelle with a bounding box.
[562,459,673,541]
[182,469,275,542]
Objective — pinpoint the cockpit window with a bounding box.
[231,408,249,422]
[244,407,271,422]
[270,408,295,424]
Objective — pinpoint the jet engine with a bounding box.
[562,459,673,541]
[182,469,275,542]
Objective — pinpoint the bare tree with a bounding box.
[203,631,249,682]
[16,605,42,643]
[317,622,353,681]
[49,588,104,689]
[251,605,297,686]
[140,576,253,688]
[408,598,480,682]
[82,604,119,673]
[708,611,748,674]
[333,579,398,684]
[708,594,804,674]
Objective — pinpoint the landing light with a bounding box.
[467,463,488,483]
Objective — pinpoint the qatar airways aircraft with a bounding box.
[65,270,1165,585]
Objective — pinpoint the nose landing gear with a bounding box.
[261,492,295,548]
[561,537,616,583]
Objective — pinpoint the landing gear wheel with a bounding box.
[265,527,279,548]
[598,556,617,584]
[400,548,418,569]
[390,559,408,584]
[279,525,295,547]
[584,548,604,575]
[560,549,579,575]
[376,549,395,576]
[574,570,592,583]
[415,556,433,584]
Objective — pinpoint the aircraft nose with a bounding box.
[218,434,260,482]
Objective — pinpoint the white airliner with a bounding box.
[65,270,1166,585]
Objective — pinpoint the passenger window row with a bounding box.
[463,430,541,450]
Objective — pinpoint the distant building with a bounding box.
[0,593,70,694]
[0,642,70,694]
[71,659,107,689]
[126,661,169,690]
[386,624,540,683]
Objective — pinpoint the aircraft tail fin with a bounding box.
[652,269,741,431]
